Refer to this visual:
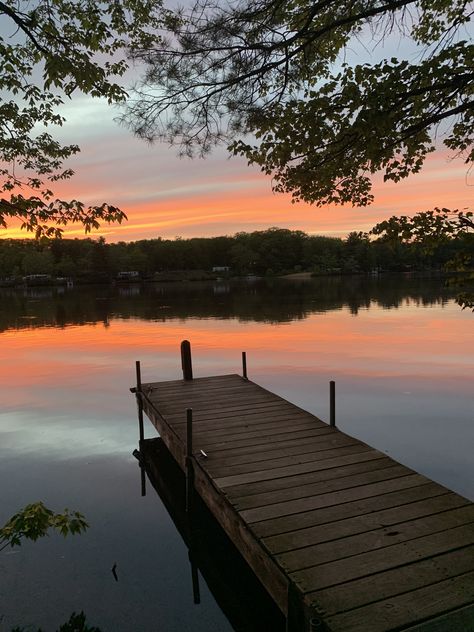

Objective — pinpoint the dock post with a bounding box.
[135,361,146,496]
[185,407,194,512]
[329,380,335,427]
[136,360,145,443]
[286,581,306,632]
[242,351,248,380]
[181,340,193,380]
[189,550,201,604]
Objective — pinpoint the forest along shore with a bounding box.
[1,226,473,286]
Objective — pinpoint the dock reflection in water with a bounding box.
[139,438,285,632]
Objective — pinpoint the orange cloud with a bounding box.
[1,137,471,242]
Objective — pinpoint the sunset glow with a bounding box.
[2,299,471,405]
[0,98,471,243]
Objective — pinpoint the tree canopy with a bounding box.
[0,0,164,237]
[371,208,474,307]
[124,0,473,206]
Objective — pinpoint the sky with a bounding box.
[1,25,472,243]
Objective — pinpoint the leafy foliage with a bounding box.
[123,0,473,206]
[0,0,165,236]
[371,208,474,307]
[1,223,473,283]
[0,501,88,552]
[371,208,474,246]
[11,611,101,632]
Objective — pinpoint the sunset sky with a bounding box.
[2,93,472,243]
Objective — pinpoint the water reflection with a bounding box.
[0,451,232,632]
[141,438,285,632]
[0,276,472,631]
[0,275,459,332]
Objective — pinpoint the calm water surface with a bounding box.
[0,276,473,631]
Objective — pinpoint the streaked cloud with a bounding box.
[1,97,472,242]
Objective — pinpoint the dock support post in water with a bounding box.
[188,549,201,604]
[134,360,146,496]
[135,360,145,443]
[329,380,336,427]
[181,340,193,380]
[286,581,307,632]
[185,407,194,513]
[242,351,248,379]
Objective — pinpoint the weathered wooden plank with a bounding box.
[215,446,383,488]
[194,420,329,443]
[155,398,305,419]
[171,411,318,441]
[208,435,362,478]
[233,463,411,510]
[325,569,474,632]
[291,522,474,594]
[191,419,332,446]
[307,544,474,617]
[200,430,336,465]
[151,380,252,397]
[151,388,279,410]
[149,380,289,403]
[265,492,468,553]
[242,474,429,524]
[402,603,474,632]
[145,374,241,391]
[278,505,474,572]
[224,452,390,498]
[196,429,341,457]
[149,384,255,402]
[253,483,446,538]
[155,394,287,416]
[164,401,305,423]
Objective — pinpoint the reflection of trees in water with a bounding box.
[0,276,458,332]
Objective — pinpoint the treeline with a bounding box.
[0,227,472,281]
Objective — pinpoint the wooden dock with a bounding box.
[133,345,474,631]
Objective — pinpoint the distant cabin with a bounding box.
[212,266,230,273]
[23,274,52,286]
[117,271,140,282]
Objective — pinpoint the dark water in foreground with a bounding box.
[0,276,472,631]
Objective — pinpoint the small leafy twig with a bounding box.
[0,502,88,552]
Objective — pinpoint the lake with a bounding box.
[0,275,473,631]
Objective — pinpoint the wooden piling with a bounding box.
[242,351,248,379]
[330,380,335,427]
[185,407,194,512]
[189,550,201,604]
[181,340,193,380]
[136,360,144,443]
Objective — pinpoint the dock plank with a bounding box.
[232,463,412,510]
[325,569,474,632]
[307,545,474,617]
[138,372,474,630]
[252,483,449,538]
[223,452,390,498]
[207,435,362,477]
[241,473,429,523]
[190,426,333,453]
[291,522,474,593]
[277,505,474,571]
[264,492,470,553]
